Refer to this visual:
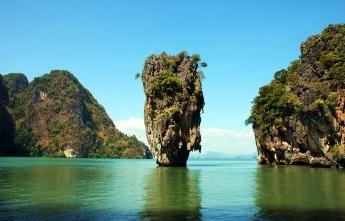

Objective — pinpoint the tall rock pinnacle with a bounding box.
[141,52,205,166]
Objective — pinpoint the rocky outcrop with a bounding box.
[247,24,345,167]
[3,73,29,97]
[0,70,151,158]
[141,52,205,166]
[0,75,14,155]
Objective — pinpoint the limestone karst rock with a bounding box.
[247,24,345,167]
[0,70,151,158]
[141,52,205,166]
[0,75,15,155]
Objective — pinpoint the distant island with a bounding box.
[246,24,345,167]
[189,151,256,160]
[0,70,151,159]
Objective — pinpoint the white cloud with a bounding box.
[113,117,256,155]
[115,117,145,131]
[114,117,148,145]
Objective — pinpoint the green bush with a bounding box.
[309,98,325,111]
[320,51,341,69]
[152,70,182,97]
[246,61,302,134]
[13,127,37,155]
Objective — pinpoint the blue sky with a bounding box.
[1,0,344,154]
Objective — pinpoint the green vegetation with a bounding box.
[309,98,325,111]
[320,51,342,69]
[0,75,5,103]
[141,51,207,118]
[201,62,208,68]
[318,25,345,79]
[13,127,38,156]
[134,72,141,79]
[137,51,207,81]
[152,70,182,97]
[319,49,345,79]
[2,73,28,97]
[0,70,151,158]
[245,61,302,134]
[246,24,345,137]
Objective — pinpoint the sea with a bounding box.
[0,158,344,220]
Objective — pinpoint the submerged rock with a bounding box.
[247,24,345,168]
[141,52,205,166]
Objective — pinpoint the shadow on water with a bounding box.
[254,165,345,221]
[140,167,202,221]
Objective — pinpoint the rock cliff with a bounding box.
[0,75,14,155]
[0,70,151,158]
[246,24,345,167]
[141,52,205,166]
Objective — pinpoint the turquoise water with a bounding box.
[0,158,344,220]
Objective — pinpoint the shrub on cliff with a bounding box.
[245,61,302,134]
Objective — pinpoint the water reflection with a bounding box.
[254,166,345,220]
[0,163,106,220]
[141,167,201,221]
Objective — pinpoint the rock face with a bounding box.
[0,70,151,158]
[3,73,29,97]
[0,75,14,155]
[247,24,345,167]
[141,52,205,166]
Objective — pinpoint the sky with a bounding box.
[1,0,344,155]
